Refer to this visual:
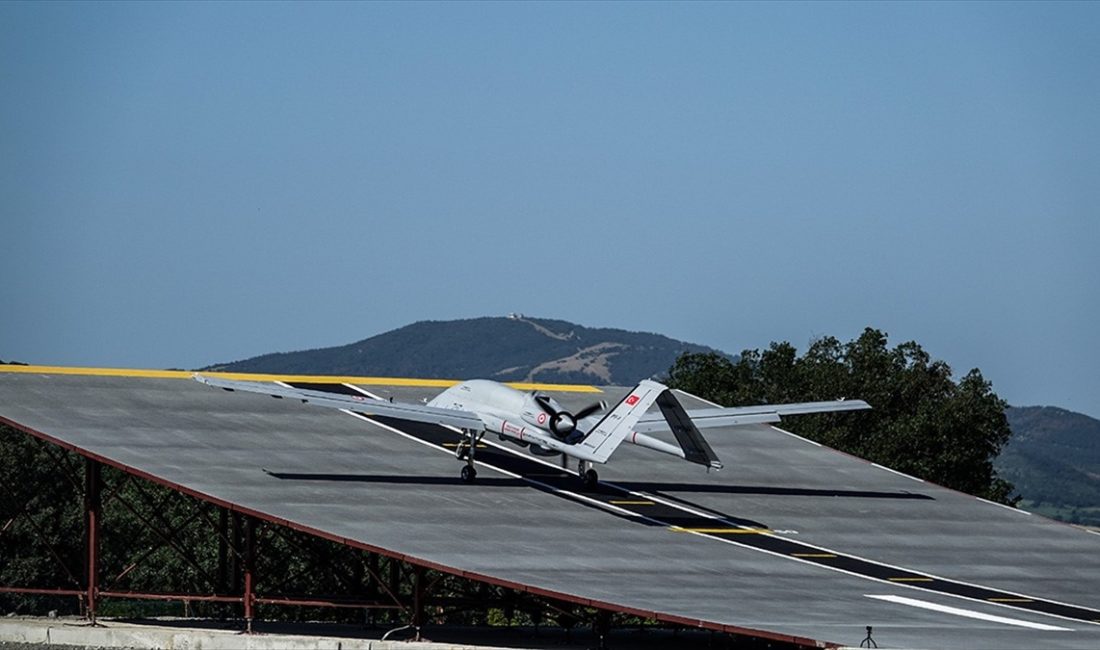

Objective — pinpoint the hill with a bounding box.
[204,315,726,385]
[998,406,1100,525]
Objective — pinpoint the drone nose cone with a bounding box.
[552,413,577,437]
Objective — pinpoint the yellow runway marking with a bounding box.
[792,553,837,558]
[889,577,934,582]
[609,500,655,506]
[0,365,602,393]
[669,526,769,534]
[989,598,1034,603]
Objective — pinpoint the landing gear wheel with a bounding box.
[582,468,598,491]
[461,465,477,484]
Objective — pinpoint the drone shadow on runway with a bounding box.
[263,471,931,501]
[262,470,528,488]
[613,481,935,500]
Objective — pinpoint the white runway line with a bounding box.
[864,595,1073,631]
[976,496,1032,515]
[871,462,924,482]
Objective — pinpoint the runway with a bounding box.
[2,367,1099,649]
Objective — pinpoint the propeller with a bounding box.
[534,395,607,441]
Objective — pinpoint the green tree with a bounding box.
[666,328,1017,505]
[0,424,85,614]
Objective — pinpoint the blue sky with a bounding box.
[2,2,1097,417]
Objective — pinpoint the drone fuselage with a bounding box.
[428,380,600,450]
[427,379,683,463]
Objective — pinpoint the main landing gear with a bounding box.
[579,460,598,491]
[457,430,598,491]
[456,429,482,484]
[561,454,598,491]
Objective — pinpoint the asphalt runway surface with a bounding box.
[2,368,1098,649]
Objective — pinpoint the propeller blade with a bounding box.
[534,395,557,417]
[572,400,607,421]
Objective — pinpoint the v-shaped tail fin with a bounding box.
[655,389,723,469]
[574,379,666,464]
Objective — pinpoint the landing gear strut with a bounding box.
[457,429,481,483]
[579,460,598,491]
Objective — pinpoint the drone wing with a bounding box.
[633,397,871,434]
[192,374,485,430]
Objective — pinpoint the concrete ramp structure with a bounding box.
[1,366,1099,650]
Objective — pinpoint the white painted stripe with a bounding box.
[339,383,383,400]
[976,497,1032,515]
[865,595,1072,631]
[871,462,925,482]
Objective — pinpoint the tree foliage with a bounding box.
[666,328,1017,504]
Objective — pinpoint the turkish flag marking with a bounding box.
[625,395,640,406]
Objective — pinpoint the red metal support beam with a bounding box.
[98,590,242,604]
[84,457,101,625]
[243,515,256,633]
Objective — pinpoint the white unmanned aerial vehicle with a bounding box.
[194,375,869,489]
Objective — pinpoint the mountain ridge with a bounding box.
[204,315,727,385]
[998,405,1100,525]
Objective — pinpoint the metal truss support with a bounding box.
[83,458,101,626]
[243,516,256,633]
[1,429,761,648]
[412,565,425,641]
